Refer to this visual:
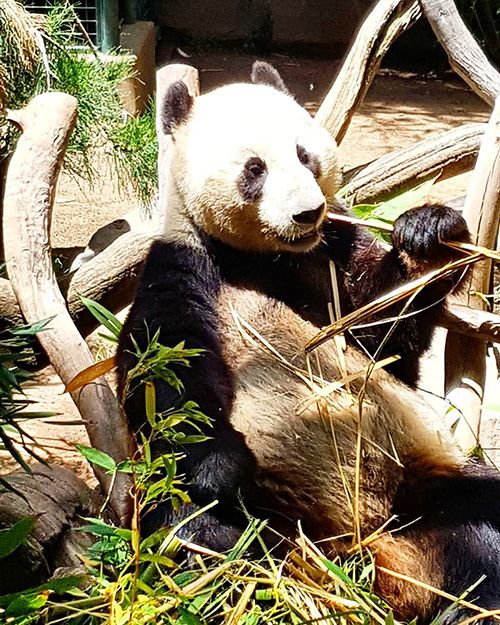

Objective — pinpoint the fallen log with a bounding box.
[0,464,98,593]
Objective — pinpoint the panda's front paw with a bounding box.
[392,204,469,262]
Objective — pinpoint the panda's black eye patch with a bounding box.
[297,145,320,178]
[239,157,267,201]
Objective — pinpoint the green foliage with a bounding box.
[346,177,439,242]
[0,319,53,472]
[0,1,158,202]
[0,300,476,624]
[0,517,35,559]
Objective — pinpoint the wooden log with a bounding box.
[0,231,152,344]
[63,230,152,336]
[0,464,98,593]
[155,64,200,232]
[420,0,500,106]
[444,96,500,451]
[440,304,500,344]
[315,0,421,144]
[341,123,484,203]
[3,93,133,526]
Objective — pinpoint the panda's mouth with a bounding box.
[277,229,321,251]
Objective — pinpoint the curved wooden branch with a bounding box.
[3,92,133,526]
[420,0,500,106]
[315,0,421,144]
[445,96,500,451]
[341,123,485,203]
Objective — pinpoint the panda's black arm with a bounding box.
[116,240,255,541]
[323,204,470,385]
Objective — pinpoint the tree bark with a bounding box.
[315,0,421,144]
[341,123,484,204]
[0,464,98,593]
[444,96,500,451]
[3,93,133,526]
[420,0,500,106]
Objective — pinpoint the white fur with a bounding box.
[164,83,339,253]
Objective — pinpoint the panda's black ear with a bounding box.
[161,80,194,135]
[250,61,289,94]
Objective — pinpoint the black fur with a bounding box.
[391,463,500,622]
[203,204,468,386]
[250,60,289,93]
[117,240,256,545]
[238,157,268,201]
[392,203,470,260]
[117,202,500,620]
[160,80,194,135]
[297,144,321,178]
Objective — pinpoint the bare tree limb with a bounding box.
[3,93,133,526]
[64,230,152,336]
[315,0,421,144]
[444,96,500,451]
[420,0,500,106]
[341,123,485,204]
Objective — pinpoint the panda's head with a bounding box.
[162,61,339,253]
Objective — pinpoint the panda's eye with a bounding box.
[239,157,268,201]
[246,157,267,178]
[297,144,320,178]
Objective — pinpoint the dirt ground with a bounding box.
[2,49,494,480]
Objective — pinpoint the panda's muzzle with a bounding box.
[292,203,325,229]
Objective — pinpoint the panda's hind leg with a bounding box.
[373,522,500,624]
[373,464,500,624]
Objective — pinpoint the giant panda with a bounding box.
[117,62,500,623]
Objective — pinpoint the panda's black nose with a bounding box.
[292,204,324,226]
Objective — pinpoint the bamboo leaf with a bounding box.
[76,444,116,472]
[64,356,116,393]
[0,516,35,559]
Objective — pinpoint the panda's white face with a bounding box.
[170,82,339,253]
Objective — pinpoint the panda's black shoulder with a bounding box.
[116,238,225,405]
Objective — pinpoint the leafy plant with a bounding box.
[0,319,53,472]
[0,1,158,203]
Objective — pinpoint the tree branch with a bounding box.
[315,0,421,144]
[341,123,485,203]
[444,95,500,451]
[440,304,500,344]
[3,93,133,525]
[420,0,500,106]
[155,64,200,232]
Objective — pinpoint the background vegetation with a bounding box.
[0,0,158,204]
